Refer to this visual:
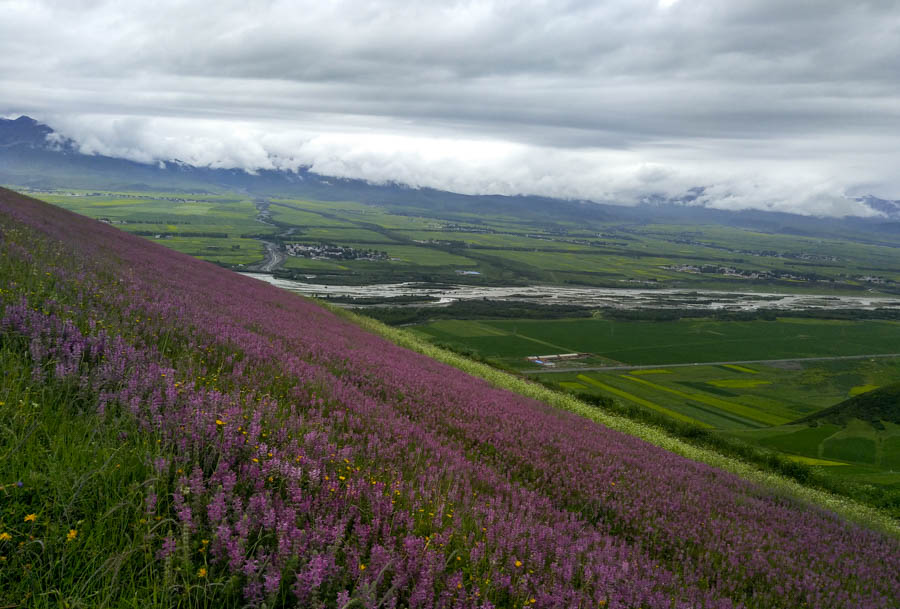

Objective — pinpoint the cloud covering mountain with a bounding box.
[2,1,899,216]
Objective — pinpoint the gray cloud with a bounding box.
[1,0,899,216]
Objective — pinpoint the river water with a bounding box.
[241,273,900,312]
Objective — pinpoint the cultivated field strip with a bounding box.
[523,353,900,374]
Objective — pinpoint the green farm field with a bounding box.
[26,188,900,291]
[36,191,265,234]
[152,236,264,265]
[413,315,900,495]
[540,358,900,490]
[292,227,399,243]
[32,190,270,265]
[541,358,900,429]
[412,317,900,367]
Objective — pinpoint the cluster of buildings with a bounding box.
[663,264,810,281]
[284,243,388,261]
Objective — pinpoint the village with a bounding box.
[284,242,389,261]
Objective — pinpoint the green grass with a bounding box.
[417,317,900,365]
[293,228,398,243]
[393,230,594,250]
[823,437,878,463]
[884,437,900,470]
[799,382,900,425]
[375,245,478,267]
[418,320,507,337]
[266,204,354,227]
[756,425,843,454]
[146,236,265,265]
[281,257,351,271]
[0,343,189,608]
[730,419,900,495]
[0,215,251,607]
[414,324,576,359]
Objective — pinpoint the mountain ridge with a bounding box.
[2,116,899,232]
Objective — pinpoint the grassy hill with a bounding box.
[1,186,899,608]
[797,382,900,425]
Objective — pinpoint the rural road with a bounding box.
[520,353,900,374]
[247,199,294,272]
[257,240,285,272]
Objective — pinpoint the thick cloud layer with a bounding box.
[2,0,899,216]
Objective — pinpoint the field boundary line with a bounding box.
[522,353,900,374]
[620,375,788,427]
[576,374,709,427]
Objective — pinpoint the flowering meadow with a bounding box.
[1,188,898,608]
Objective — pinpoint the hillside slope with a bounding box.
[1,187,899,608]
[796,383,900,426]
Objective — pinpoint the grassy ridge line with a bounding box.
[326,303,900,537]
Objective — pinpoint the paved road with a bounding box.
[520,353,900,374]
[246,199,295,273]
[257,240,285,272]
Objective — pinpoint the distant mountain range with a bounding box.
[0,115,57,147]
[854,195,900,219]
[2,116,899,237]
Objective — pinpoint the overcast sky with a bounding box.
[2,0,899,216]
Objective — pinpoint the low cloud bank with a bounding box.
[3,2,899,217]
[45,114,880,218]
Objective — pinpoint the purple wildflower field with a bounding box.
[1,188,898,608]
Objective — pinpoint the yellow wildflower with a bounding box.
[66,529,77,542]
[359,563,366,571]
[24,514,36,523]
[215,419,225,426]
[514,560,523,568]
[0,532,11,541]
[197,567,207,578]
